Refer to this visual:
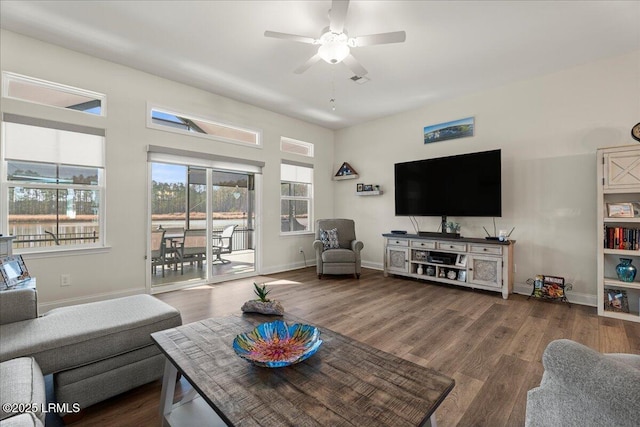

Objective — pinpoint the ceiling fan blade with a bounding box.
[329,0,349,33]
[342,54,368,76]
[353,31,406,47]
[294,54,322,74]
[264,31,317,44]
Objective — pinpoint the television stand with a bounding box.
[383,233,515,299]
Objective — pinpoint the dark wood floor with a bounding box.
[72,267,640,426]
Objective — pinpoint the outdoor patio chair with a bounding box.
[178,229,207,273]
[212,225,237,264]
[151,229,166,277]
[161,227,185,271]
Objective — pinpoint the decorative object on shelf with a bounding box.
[232,320,322,368]
[426,265,436,276]
[241,282,285,315]
[527,275,571,306]
[333,162,359,180]
[0,255,30,289]
[445,222,460,234]
[615,258,637,282]
[457,270,466,282]
[632,122,640,142]
[438,269,446,278]
[604,288,630,312]
[607,203,635,218]
[417,265,424,275]
[356,183,383,195]
[446,270,457,280]
[455,254,467,267]
[424,116,474,144]
[357,183,364,192]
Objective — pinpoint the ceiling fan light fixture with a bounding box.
[318,42,350,64]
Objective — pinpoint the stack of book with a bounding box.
[604,226,640,250]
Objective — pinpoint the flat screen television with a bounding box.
[394,149,501,220]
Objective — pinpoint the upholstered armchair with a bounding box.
[313,219,364,279]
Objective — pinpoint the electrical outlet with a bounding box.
[299,247,304,253]
[60,274,71,287]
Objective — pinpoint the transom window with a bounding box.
[280,162,313,234]
[148,106,261,147]
[281,137,314,157]
[2,72,105,116]
[1,115,105,251]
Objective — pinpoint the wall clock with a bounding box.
[632,123,640,142]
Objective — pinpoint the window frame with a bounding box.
[1,118,107,254]
[280,161,314,236]
[146,103,262,149]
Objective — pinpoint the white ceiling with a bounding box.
[1,1,639,130]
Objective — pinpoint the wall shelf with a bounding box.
[356,191,383,196]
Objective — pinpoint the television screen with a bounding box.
[394,149,501,217]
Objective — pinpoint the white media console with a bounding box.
[383,233,515,299]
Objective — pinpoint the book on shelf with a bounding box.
[604,226,640,250]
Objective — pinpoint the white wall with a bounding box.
[0,30,335,308]
[334,50,640,305]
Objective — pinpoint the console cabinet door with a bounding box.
[468,255,502,288]
[386,246,409,274]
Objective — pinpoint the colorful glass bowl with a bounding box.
[233,320,323,368]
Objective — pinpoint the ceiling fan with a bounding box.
[264,0,406,76]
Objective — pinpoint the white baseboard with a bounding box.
[362,261,383,271]
[38,288,146,313]
[513,282,597,307]
[261,260,311,275]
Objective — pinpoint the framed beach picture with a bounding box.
[424,117,474,144]
[607,203,634,218]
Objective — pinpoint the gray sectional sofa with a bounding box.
[0,287,182,420]
[526,339,640,427]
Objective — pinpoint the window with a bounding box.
[281,162,313,234]
[1,114,105,251]
[281,137,314,157]
[2,72,105,116]
[148,106,261,147]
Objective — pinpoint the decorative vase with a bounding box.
[426,266,435,276]
[616,258,637,282]
[417,265,424,275]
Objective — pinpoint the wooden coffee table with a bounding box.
[151,314,454,427]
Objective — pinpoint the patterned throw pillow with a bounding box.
[320,228,340,250]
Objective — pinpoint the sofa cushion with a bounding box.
[0,413,44,427]
[0,294,182,375]
[321,248,356,263]
[0,357,45,424]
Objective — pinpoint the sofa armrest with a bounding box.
[350,240,364,254]
[0,287,38,325]
[541,339,640,415]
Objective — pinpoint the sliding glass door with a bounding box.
[149,162,256,289]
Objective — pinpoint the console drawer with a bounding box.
[410,240,436,249]
[437,242,467,252]
[387,238,409,247]
[469,244,503,255]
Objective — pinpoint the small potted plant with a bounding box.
[241,282,285,315]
